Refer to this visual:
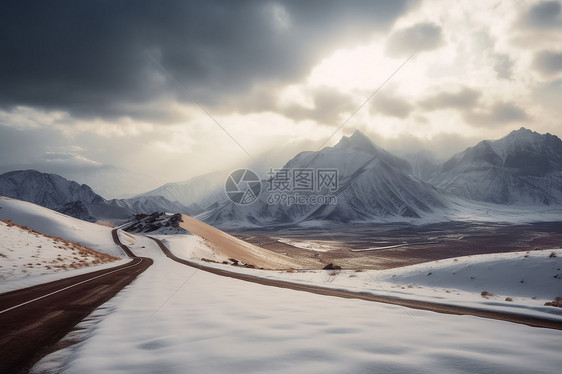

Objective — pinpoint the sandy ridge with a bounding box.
[179,214,311,269]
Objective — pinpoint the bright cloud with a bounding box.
[0,1,561,195]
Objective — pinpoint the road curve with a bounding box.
[148,236,562,331]
[0,230,152,374]
[112,228,137,257]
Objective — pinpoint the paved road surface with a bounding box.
[0,229,152,373]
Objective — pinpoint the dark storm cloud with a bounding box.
[385,22,443,57]
[0,0,415,122]
[419,87,481,110]
[533,50,562,75]
[519,1,562,29]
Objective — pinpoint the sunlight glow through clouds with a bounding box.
[1,1,561,193]
[302,0,551,143]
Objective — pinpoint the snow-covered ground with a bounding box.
[0,197,130,293]
[1,197,558,372]
[164,240,562,321]
[0,197,126,257]
[151,234,229,263]
[377,249,562,300]
[0,219,120,283]
[442,197,562,224]
[34,232,562,374]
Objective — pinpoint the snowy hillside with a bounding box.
[433,127,562,204]
[0,219,119,283]
[0,197,125,258]
[377,249,562,303]
[402,150,440,182]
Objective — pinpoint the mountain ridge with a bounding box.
[433,127,562,204]
[0,170,193,221]
[2,127,561,226]
[199,130,446,227]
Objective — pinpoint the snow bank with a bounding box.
[0,197,125,257]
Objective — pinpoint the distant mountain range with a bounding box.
[199,130,446,227]
[1,127,561,225]
[0,170,193,222]
[431,128,562,204]
[137,171,227,213]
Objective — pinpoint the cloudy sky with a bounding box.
[1,0,561,197]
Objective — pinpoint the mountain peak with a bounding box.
[349,129,373,144]
[502,127,542,143]
[336,130,379,153]
[436,127,562,204]
[325,130,412,172]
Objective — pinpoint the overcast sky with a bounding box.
[1,0,561,197]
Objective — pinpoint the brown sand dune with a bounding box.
[179,215,312,269]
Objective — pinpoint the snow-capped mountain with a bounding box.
[0,170,192,221]
[110,195,194,216]
[0,170,121,221]
[199,131,446,227]
[138,171,227,212]
[3,128,561,227]
[433,128,562,204]
[0,170,102,209]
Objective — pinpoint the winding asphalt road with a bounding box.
[148,235,562,331]
[0,229,152,374]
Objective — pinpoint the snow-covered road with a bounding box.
[34,232,562,374]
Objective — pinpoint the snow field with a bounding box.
[162,236,562,321]
[34,232,562,374]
